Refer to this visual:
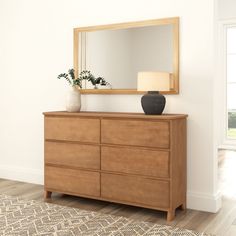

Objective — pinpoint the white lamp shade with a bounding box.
[137,72,170,91]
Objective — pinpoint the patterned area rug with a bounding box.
[0,194,211,236]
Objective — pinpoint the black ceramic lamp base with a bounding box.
[141,91,166,115]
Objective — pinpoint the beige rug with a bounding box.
[0,194,212,235]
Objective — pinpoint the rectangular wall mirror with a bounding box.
[74,17,179,94]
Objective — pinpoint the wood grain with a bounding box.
[43,111,187,120]
[44,116,100,143]
[101,119,170,148]
[45,166,100,197]
[101,145,169,178]
[45,141,100,170]
[170,118,187,211]
[101,173,169,209]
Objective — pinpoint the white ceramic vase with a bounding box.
[66,87,81,112]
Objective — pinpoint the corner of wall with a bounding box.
[187,190,222,213]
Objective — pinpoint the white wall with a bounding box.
[0,0,220,212]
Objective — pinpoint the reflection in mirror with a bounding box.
[74,17,179,94]
[79,25,173,89]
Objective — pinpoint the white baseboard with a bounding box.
[187,190,222,213]
[0,165,43,185]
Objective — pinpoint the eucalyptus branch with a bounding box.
[57,73,72,85]
[78,70,111,88]
[57,69,82,88]
[57,69,111,89]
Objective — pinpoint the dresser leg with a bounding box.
[44,190,52,200]
[167,210,175,221]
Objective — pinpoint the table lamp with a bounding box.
[137,71,170,115]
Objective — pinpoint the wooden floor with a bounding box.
[0,149,236,236]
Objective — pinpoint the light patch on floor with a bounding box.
[218,150,236,199]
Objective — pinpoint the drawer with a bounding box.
[101,146,169,178]
[101,173,169,208]
[45,141,100,170]
[101,119,169,148]
[45,166,100,197]
[45,116,100,143]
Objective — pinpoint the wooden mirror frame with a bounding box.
[73,17,179,94]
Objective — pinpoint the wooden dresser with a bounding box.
[43,111,187,221]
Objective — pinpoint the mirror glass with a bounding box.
[74,18,179,94]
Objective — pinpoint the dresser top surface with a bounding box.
[43,111,187,120]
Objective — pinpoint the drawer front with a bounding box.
[45,166,100,197]
[45,116,100,143]
[45,141,100,170]
[101,146,169,178]
[101,119,169,148]
[101,173,169,208]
